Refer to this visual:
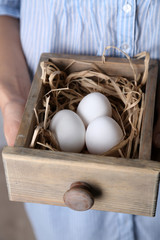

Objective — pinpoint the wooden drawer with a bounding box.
[2,54,160,217]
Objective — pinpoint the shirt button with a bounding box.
[123,4,132,13]
[121,43,129,51]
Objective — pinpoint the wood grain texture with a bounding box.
[42,53,146,78]
[14,64,43,147]
[139,62,158,159]
[2,147,160,216]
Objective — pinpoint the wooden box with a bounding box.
[2,53,160,216]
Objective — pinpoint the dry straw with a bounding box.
[30,47,150,159]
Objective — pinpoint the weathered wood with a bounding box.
[139,62,158,159]
[2,54,159,216]
[14,54,157,154]
[42,53,146,78]
[14,64,43,147]
[2,147,160,216]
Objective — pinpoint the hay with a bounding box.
[30,48,150,159]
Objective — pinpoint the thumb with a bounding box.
[2,100,25,146]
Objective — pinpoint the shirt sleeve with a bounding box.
[0,0,20,18]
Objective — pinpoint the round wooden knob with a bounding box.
[63,182,94,211]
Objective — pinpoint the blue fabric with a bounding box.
[1,0,160,239]
[1,0,160,76]
[24,190,160,240]
[0,0,20,18]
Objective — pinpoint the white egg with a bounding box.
[77,92,112,126]
[50,110,85,153]
[86,116,123,155]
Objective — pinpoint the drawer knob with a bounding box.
[63,182,94,211]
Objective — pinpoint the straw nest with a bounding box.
[30,47,150,159]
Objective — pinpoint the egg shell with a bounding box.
[77,92,112,126]
[49,110,85,153]
[86,116,123,155]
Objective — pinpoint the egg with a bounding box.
[49,110,85,153]
[86,116,123,155]
[77,92,112,126]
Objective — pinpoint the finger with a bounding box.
[2,101,25,146]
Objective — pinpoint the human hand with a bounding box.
[0,75,30,147]
[0,16,31,146]
[1,98,26,146]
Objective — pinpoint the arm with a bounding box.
[0,16,31,146]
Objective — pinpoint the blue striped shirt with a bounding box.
[1,0,160,76]
[1,1,160,240]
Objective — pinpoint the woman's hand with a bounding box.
[0,74,30,146]
[1,98,26,146]
[0,16,31,146]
